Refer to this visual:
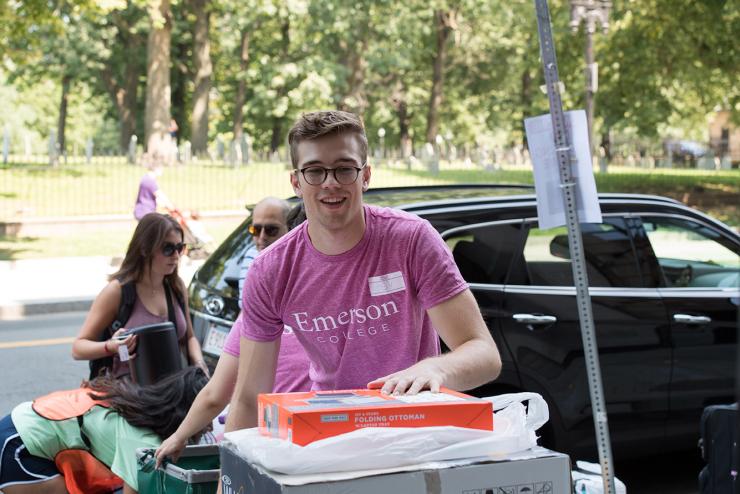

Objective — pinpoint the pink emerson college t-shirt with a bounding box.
[223,312,311,393]
[240,205,467,391]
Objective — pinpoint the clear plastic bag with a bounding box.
[225,392,549,475]
[572,461,627,494]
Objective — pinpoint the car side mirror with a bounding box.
[549,234,571,259]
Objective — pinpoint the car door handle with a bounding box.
[513,314,557,325]
[673,314,712,325]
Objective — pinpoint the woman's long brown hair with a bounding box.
[86,366,208,439]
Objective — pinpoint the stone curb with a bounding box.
[0,298,94,320]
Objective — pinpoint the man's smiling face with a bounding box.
[290,132,371,240]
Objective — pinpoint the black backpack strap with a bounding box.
[165,280,190,368]
[164,279,186,321]
[88,280,137,380]
[112,282,137,333]
[164,280,177,329]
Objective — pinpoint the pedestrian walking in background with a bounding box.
[133,152,174,221]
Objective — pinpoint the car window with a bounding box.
[444,221,528,285]
[641,216,739,288]
[521,218,644,287]
[195,218,254,295]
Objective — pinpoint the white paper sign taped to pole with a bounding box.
[524,110,602,229]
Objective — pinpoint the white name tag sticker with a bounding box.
[368,271,406,296]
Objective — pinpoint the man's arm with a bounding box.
[224,337,280,431]
[368,289,501,395]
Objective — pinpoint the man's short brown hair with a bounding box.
[287,110,368,169]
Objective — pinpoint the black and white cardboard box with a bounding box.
[219,439,571,494]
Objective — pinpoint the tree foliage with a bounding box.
[1,0,736,155]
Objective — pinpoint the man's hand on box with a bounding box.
[367,358,446,395]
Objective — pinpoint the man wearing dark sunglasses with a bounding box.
[226,110,502,433]
[237,197,290,310]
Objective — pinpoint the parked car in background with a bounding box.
[188,184,739,459]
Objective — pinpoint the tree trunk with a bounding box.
[120,60,140,152]
[145,0,172,156]
[101,60,140,154]
[425,9,455,143]
[170,37,188,145]
[233,28,251,141]
[190,0,212,155]
[340,41,368,114]
[520,67,532,148]
[270,119,282,154]
[100,9,144,154]
[57,74,71,154]
[601,130,611,160]
[269,19,290,154]
[392,82,412,159]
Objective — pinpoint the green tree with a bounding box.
[96,3,148,152]
[189,0,212,155]
[597,0,739,148]
[145,0,173,154]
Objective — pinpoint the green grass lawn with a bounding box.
[1,159,737,260]
[0,220,243,260]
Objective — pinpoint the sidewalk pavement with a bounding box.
[0,256,205,320]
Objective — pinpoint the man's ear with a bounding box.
[362,165,371,192]
[290,171,302,198]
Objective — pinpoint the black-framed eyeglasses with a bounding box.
[162,242,186,257]
[296,164,366,186]
[249,224,282,237]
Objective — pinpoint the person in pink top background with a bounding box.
[133,153,174,221]
[154,201,310,466]
[226,110,502,433]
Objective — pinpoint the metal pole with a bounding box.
[735,308,740,494]
[533,1,617,492]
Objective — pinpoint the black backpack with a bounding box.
[88,279,185,380]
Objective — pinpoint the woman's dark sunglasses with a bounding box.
[249,224,281,237]
[162,242,186,257]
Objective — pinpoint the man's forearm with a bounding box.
[434,338,501,391]
[224,393,259,432]
[177,386,227,440]
[226,337,279,431]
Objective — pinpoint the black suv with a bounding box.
[188,185,739,459]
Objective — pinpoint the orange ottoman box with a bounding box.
[257,388,493,446]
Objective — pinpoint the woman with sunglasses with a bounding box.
[72,213,209,379]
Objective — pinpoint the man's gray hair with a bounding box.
[254,196,291,221]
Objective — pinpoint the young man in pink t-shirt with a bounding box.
[227,110,502,432]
